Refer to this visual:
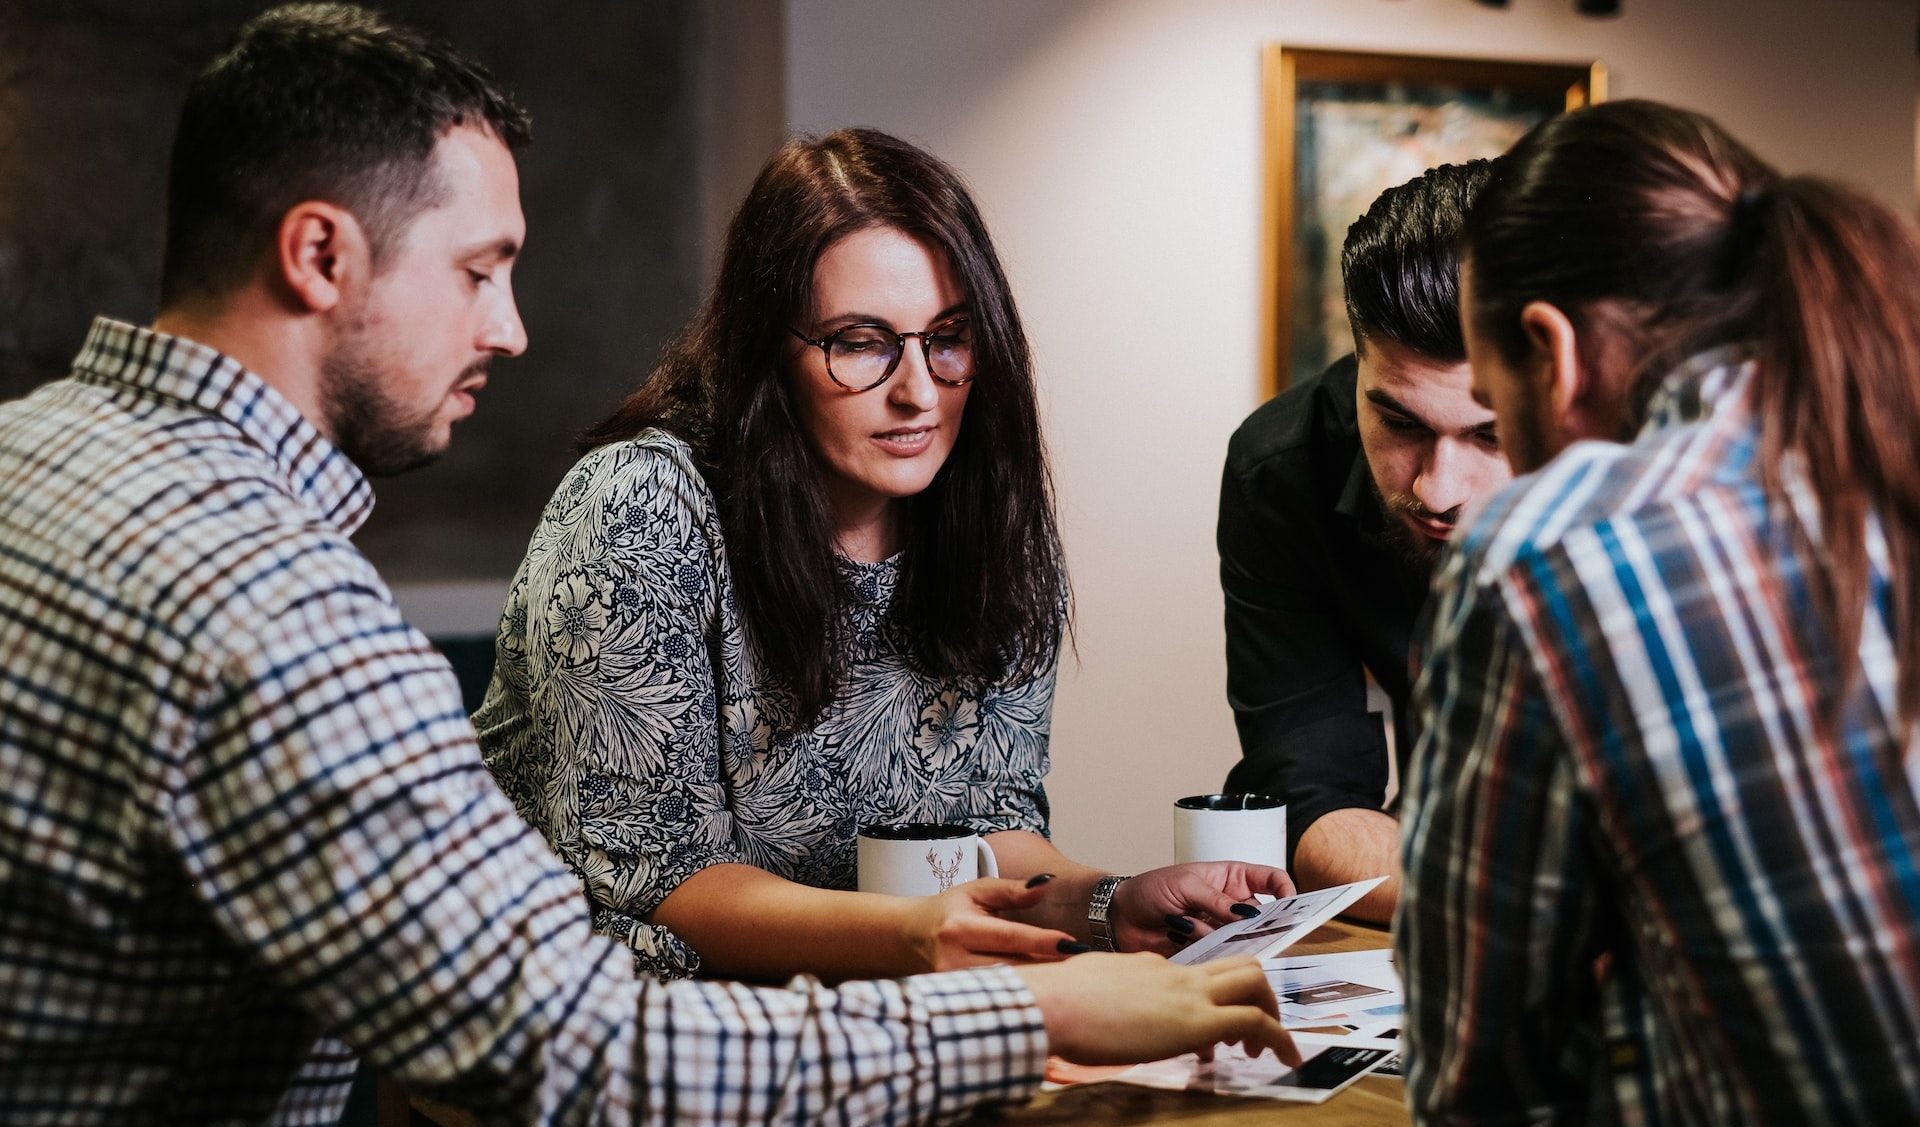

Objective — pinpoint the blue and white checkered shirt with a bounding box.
[0,318,1047,1125]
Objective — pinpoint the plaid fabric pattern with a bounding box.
[0,318,1047,1125]
[1397,348,1920,1125]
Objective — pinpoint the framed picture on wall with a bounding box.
[1261,46,1605,395]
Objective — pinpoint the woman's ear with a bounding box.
[1519,300,1585,434]
[273,200,369,314]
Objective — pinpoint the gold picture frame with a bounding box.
[1260,46,1605,396]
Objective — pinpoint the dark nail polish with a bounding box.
[1168,931,1191,946]
[1164,913,1195,933]
[1024,872,1055,889]
[1056,939,1093,955]
[1230,902,1260,918]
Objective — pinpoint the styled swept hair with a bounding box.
[1341,159,1493,363]
[160,2,531,307]
[580,128,1067,728]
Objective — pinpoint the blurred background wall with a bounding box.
[1,0,1913,879]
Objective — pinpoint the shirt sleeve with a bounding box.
[168,547,1048,1125]
[1218,454,1389,857]
[1395,546,1604,1125]
[488,442,743,938]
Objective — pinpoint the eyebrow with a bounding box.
[461,237,522,263]
[1366,389,1498,440]
[814,301,971,331]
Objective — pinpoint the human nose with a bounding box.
[1412,437,1474,515]
[480,286,528,357]
[886,336,940,411]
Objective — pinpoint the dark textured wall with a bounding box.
[0,0,704,581]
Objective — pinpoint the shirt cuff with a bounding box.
[907,964,1049,1122]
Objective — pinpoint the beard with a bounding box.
[1363,481,1456,579]
[319,329,480,478]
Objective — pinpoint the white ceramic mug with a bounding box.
[1173,793,1288,867]
[857,822,999,897]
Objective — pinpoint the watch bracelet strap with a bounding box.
[1087,874,1129,951]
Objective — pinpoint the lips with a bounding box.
[872,426,935,456]
[1412,516,1456,542]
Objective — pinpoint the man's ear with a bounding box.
[1518,300,1584,430]
[273,201,368,314]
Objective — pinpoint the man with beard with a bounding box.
[0,6,1293,1123]
[1217,161,1504,922]
[1403,99,1920,1125]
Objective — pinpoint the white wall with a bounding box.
[784,0,1919,874]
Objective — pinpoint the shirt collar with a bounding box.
[1335,436,1386,533]
[70,316,375,534]
[1640,344,1757,437]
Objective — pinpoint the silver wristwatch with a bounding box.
[1087,874,1129,951]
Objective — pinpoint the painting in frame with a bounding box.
[1261,46,1605,395]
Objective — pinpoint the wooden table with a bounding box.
[389,919,1406,1126]
[1003,918,1406,1125]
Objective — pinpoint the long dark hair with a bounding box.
[1466,99,1920,730]
[579,128,1067,728]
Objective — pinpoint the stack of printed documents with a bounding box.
[1267,947,1402,1028]
[1111,878,1403,1102]
[1113,1034,1398,1104]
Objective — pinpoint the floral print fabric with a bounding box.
[475,431,1055,979]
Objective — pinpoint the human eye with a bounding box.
[931,320,973,348]
[831,326,892,355]
[1381,414,1426,435]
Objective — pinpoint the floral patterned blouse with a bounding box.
[474,430,1057,980]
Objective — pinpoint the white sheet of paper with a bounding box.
[1169,877,1385,966]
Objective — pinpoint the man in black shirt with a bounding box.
[1218,162,1502,922]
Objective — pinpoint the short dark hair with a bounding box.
[580,128,1066,729]
[159,2,532,307]
[1340,160,1492,363]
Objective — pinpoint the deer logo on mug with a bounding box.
[927,847,963,891]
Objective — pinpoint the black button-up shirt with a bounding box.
[1216,355,1427,858]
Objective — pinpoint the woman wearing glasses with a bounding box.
[476,129,1292,981]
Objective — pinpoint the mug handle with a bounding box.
[975,836,999,879]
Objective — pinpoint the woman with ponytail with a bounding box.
[1398,99,1920,1124]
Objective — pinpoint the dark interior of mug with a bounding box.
[1175,793,1284,812]
[859,822,975,840]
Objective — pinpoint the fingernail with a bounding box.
[1025,873,1055,889]
[1168,931,1191,946]
[1164,913,1195,933]
[1230,903,1260,918]
[1056,939,1092,954]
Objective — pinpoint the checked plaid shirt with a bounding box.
[0,318,1047,1125]
[1398,348,1920,1125]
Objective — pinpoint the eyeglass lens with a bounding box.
[825,321,974,390]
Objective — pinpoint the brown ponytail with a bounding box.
[1752,179,1920,725]
[1466,100,1920,732]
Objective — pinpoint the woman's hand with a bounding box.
[1109,862,1296,955]
[898,876,1086,972]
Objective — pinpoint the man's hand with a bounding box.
[1017,954,1300,1066]
[1112,862,1296,953]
